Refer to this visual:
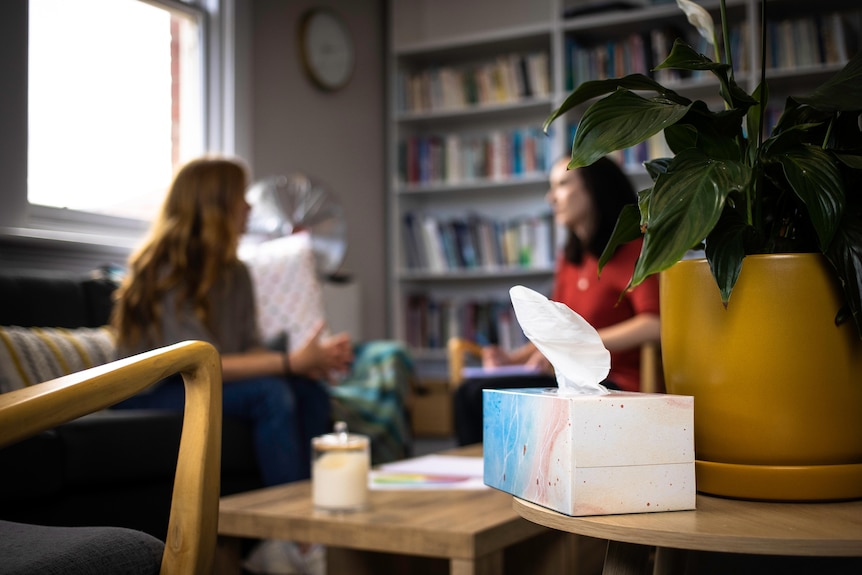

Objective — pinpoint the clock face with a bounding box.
[300,10,354,91]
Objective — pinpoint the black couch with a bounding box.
[0,270,262,540]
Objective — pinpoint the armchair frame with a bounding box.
[0,340,223,575]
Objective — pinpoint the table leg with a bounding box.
[327,547,447,574]
[652,547,687,575]
[602,540,653,575]
[451,550,502,575]
[214,536,243,575]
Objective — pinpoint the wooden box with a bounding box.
[410,379,454,437]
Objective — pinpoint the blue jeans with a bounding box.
[115,374,331,486]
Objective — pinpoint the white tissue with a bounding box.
[509,285,610,395]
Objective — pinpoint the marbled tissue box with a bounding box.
[483,388,695,516]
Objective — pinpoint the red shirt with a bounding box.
[551,239,659,392]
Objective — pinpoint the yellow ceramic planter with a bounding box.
[660,254,862,501]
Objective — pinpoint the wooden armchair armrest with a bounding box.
[447,337,483,388]
[640,340,664,394]
[0,340,223,575]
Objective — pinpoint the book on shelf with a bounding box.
[566,32,651,89]
[402,212,428,271]
[398,126,552,186]
[396,50,550,114]
[565,17,768,89]
[404,294,531,351]
[402,211,554,272]
[762,11,854,71]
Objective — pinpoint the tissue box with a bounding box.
[483,388,695,516]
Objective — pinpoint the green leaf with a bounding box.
[664,124,698,154]
[836,152,862,170]
[746,81,768,161]
[644,158,671,181]
[676,103,747,160]
[795,51,862,113]
[543,74,688,133]
[569,90,691,168]
[598,203,643,273]
[719,74,759,110]
[630,150,750,287]
[771,96,834,140]
[772,145,845,250]
[705,212,751,305]
[825,214,862,338]
[654,39,728,73]
[637,187,652,229]
[656,40,757,109]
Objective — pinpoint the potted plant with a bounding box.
[545,0,862,501]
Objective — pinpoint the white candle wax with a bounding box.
[312,449,369,511]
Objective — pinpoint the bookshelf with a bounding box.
[386,0,861,370]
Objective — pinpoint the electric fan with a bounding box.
[245,173,347,276]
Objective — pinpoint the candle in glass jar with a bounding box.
[312,421,370,512]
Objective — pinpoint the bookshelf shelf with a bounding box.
[396,174,549,197]
[561,0,748,35]
[394,97,553,124]
[387,0,861,368]
[394,23,552,58]
[398,266,555,282]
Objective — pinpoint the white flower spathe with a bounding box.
[676,0,716,46]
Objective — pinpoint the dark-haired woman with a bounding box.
[453,156,660,445]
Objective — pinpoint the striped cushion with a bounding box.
[0,326,116,393]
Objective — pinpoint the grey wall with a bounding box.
[248,0,387,340]
[0,0,28,229]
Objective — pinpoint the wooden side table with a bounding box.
[514,494,862,574]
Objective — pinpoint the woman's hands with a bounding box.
[219,321,353,383]
[289,321,354,381]
[481,343,552,373]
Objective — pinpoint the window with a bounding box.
[28,0,208,222]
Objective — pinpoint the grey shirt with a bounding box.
[119,260,262,358]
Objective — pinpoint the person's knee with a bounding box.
[243,376,296,417]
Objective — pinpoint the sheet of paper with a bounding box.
[369,455,487,490]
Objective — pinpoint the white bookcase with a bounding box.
[386,0,861,371]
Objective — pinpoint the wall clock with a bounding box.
[298,8,355,92]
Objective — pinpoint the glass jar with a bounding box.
[311,421,370,512]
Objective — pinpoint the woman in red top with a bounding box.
[454,156,660,445]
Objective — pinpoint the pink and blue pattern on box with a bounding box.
[483,387,696,516]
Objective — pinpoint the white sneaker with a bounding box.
[302,543,326,575]
[243,539,326,575]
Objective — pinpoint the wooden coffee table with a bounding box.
[216,445,592,575]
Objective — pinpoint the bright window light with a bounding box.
[28,0,204,221]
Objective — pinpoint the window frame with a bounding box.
[19,0,235,246]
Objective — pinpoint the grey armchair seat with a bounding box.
[0,520,163,574]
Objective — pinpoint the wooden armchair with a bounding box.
[0,340,222,575]
[447,337,664,393]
